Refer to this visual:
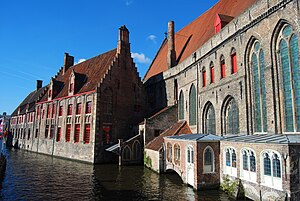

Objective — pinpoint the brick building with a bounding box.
[10,25,146,163]
[143,0,300,200]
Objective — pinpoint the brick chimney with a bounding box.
[117,25,130,56]
[36,80,43,91]
[167,21,176,68]
[63,53,74,74]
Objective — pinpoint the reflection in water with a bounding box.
[0,148,232,201]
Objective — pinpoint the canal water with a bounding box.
[0,145,233,200]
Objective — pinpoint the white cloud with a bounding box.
[147,35,157,43]
[75,58,86,64]
[131,52,151,64]
[125,0,133,6]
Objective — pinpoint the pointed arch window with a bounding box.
[189,85,196,125]
[210,62,215,83]
[251,41,268,132]
[224,97,239,135]
[220,55,226,79]
[277,24,300,132]
[204,102,216,134]
[123,146,131,161]
[174,143,181,165]
[132,141,141,160]
[203,146,214,173]
[167,143,172,162]
[202,67,207,87]
[179,91,184,120]
[231,48,237,74]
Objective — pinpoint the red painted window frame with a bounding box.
[84,124,90,144]
[231,52,237,74]
[76,103,82,115]
[66,124,71,142]
[74,124,80,143]
[67,104,73,116]
[221,60,226,79]
[202,70,207,87]
[210,66,215,84]
[56,127,61,142]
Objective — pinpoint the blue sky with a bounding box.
[0,0,218,114]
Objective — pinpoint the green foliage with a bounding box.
[220,175,239,196]
[144,152,152,168]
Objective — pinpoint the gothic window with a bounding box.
[224,97,239,135]
[179,91,184,120]
[250,41,267,133]
[210,62,215,84]
[132,141,141,160]
[167,143,172,162]
[203,146,214,173]
[220,55,226,79]
[277,24,300,132]
[189,84,196,125]
[123,146,131,161]
[174,144,181,165]
[204,102,216,134]
[202,67,207,87]
[231,48,237,74]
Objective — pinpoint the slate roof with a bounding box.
[143,0,257,81]
[11,86,48,116]
[40,48,117,102]
[145,120,192,151]
[166,133,222,141]
[222,134,300,144]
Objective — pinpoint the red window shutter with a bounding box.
[52,104,56,118]
[84,124,90,144]
[66,124,71,142]
[211,66,215,83]
[203,71,206,87]
[76,103,82,115]
[231,53,237,74]
[221,62,226,78]
[59,106,63,116]
[47,105,51,118]
[74,124,80,143]
[56,127,61,142]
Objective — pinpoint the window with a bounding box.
[86,101,92,114]
[224,147,237,177]
[84,124,90,144]
[167,143,172,162]
[45,125,49,138]
[66,124,71,142]
[132,141,141,160]
[27,129,30,140]
[220,55,226,79]
[261,151,282,189]
[74,124,80,143]
[56,127,61,142]
[59,106,63,116]
[47,105,51,119]
[174,144,180,165]
[102,88,113,114]
[49,125,54,139]
[224,97,239,135]
[240,149,256,182]
[231,48,237,74]
[203,146,214,173]
[123,146,131,161]
[52,104,56,118]
[67,104,73,116]
[210,62,215,83]
[35,129,38,138]
[251,41,268,133]
[187,146,194,164]
[189,84,196,125]
[178,91,184,120]
[277,24,300,132]
[204,102,216,135]
[76,103,82,115]
[202,68,207,87]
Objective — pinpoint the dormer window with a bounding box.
[215,14,234,34]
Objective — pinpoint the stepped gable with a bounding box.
[145,120,192,151]
[143,0,257,81]
[39,48,117,102]
[12,85,48,115]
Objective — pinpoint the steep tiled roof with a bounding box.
[12,86,48,116]
[144,0,257,81]
[145,120,192,151]
[40,49,117,102]
[222,134,300,144]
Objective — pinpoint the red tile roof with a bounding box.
[144,0,257,81]
[145,120,192,151]
[39,49,117,102]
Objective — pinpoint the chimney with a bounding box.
[36,80,43,91]
[167,21,176,68]
[63,53,74,74]
[117,25,130,56]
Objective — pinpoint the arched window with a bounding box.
[250,41,268,133]
[231,48,237,74]
[224,147,237,177]
[123,146,131,161]
[210,62,215,84]
[220,55,226,79]
[203,146,214,173]
[204,102,216,134]
[241,148,257,182]
[132,141,141,160]
[189,85,196,125]
[223,97,239,135]
[187,146,194,164]
[167,143,172,162]
[202,67,207,87]
[277,24,300,132]
[174,144,181,165]
[261,150,282,189]
[179,91,184,120]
